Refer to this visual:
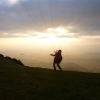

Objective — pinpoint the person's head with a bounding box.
[58,50,62,53]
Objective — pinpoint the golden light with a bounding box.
[37,33,63,44]
[0,27,77,51]
[55,27,67,34]
[47,27,68,35]
[35,27,75,45]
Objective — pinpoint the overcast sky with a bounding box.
[0,0,100,67]
[0,0,100,38]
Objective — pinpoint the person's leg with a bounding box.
[53,61,56,71]
[57,63,62,71]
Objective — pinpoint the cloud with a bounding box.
[8,0,19,5]
[0,30,39,38]
[0,0,100,38]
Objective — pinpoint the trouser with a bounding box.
[53,61,62,71]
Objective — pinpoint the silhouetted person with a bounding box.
[50,50,62,71]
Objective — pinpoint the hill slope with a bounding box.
[0,55,24,68]
[0,56,100,100]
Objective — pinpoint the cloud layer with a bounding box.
[0,0,100,38]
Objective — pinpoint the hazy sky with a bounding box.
[0,0,100,66]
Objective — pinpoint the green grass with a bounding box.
[0,57,100,100]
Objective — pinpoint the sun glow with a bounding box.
[37,33,63,44]
[33,27,76,46]
[1,27,77,51]
[47,27,68,34]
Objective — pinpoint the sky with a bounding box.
[0,0,100,67]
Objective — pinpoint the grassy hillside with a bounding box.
[0,56,100,100]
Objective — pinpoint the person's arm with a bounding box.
[50,54,55,56]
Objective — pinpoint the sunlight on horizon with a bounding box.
[0,27,100,55]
